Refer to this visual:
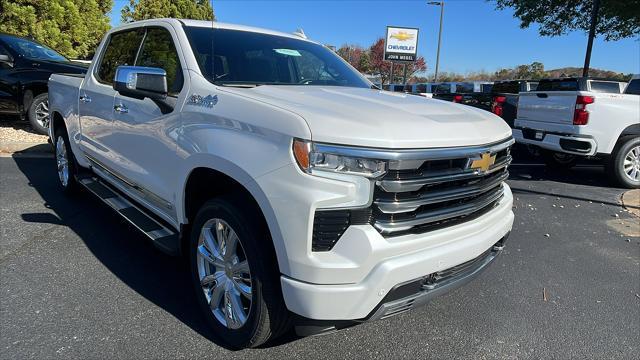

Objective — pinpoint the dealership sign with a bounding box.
[384,26,419,62]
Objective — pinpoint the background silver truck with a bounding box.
[514,77,640,188]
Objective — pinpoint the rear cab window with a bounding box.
[433,84,451,94]
[536,79,579,91]
[492,81,519,94]
[455,83,474,93]
[589,81,622,94]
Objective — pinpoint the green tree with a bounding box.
[358,51,371,74]
[493,0,640,41]
[121,0,215,23]
[0,0,112,59]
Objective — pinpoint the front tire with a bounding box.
[189,195,290,349]
[541,149,578,170]
[609,136,640,189]
[28,93,49,135]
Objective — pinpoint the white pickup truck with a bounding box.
[48,19,514,348]
[514,77,640,188]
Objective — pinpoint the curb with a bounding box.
[621,189,640,219]
[0,141,52,155]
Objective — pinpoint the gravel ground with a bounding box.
[0,118,48,144]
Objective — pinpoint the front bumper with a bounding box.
[279,184,514,320]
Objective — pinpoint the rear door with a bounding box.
[109,25,186,221]
[517,79,579,125]
[79,28,144,164]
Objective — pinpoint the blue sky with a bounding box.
[110,0,639,74]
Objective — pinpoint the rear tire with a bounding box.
[608,136,640,189]
[189,195,291,349]
[54,127,78,194]
[541,149,578,170]
[28,93,49,135]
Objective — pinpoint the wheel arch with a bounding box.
[619,124,640,139]
[179,158,290,275]
[22,82,48,110]
[50,111,65,137]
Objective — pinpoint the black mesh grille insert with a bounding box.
[312,208,372,252]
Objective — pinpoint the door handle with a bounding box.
[114,103,128,114]
[79,94,91,103]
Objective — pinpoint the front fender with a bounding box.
[175,153,292,275]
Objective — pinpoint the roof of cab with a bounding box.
[119,18,313,42]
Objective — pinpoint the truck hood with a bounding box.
[226,86,512,149]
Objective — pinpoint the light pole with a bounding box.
[428,1,444,82]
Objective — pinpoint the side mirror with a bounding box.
[113,66,167,101]
[0,54,13,67]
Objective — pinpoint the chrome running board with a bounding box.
[77,175,180,255]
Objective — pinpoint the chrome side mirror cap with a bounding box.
[113,66,167,101]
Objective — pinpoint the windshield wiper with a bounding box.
[214,82,262,88]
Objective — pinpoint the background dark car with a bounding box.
[0,33,88,134]
[490,80,538,128]
[433,82,494,111]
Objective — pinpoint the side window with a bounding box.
[97,29,145,85]
[0,44,12,70]
[625,80,640,95]
[136,27,183,95]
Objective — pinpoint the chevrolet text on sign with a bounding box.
[384,26,419,62]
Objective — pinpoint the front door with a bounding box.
[79,28,145,165]
[110,26,187,222]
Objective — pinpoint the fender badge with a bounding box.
[187,94,218,108]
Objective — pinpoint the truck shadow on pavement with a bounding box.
[12,155,298,350]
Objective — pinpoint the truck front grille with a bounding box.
[311,138,514,250]
[372,141,512,236]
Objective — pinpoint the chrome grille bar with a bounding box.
[377,156,511,193]
[374,170,509,214]
[374,185,504,234]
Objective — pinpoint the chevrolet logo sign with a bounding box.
[470,153,496,172]
[390,31,415,41]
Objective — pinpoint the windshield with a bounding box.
[184,27,370,88]
[1,35,68,62]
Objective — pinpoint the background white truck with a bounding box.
[514,77,640,188]
[48,18,515,348]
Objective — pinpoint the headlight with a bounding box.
[293,139,387,178]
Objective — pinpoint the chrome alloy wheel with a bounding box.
[623,145,640,182]
[55,136,69,187]
[35,99,50,128]
[197,218,252,329]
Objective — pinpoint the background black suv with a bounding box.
[0,33,87,134]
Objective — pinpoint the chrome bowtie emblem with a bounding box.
[187,94,218,108]
[469,152,496,172]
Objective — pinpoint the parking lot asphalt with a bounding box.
[1,155,639,359]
